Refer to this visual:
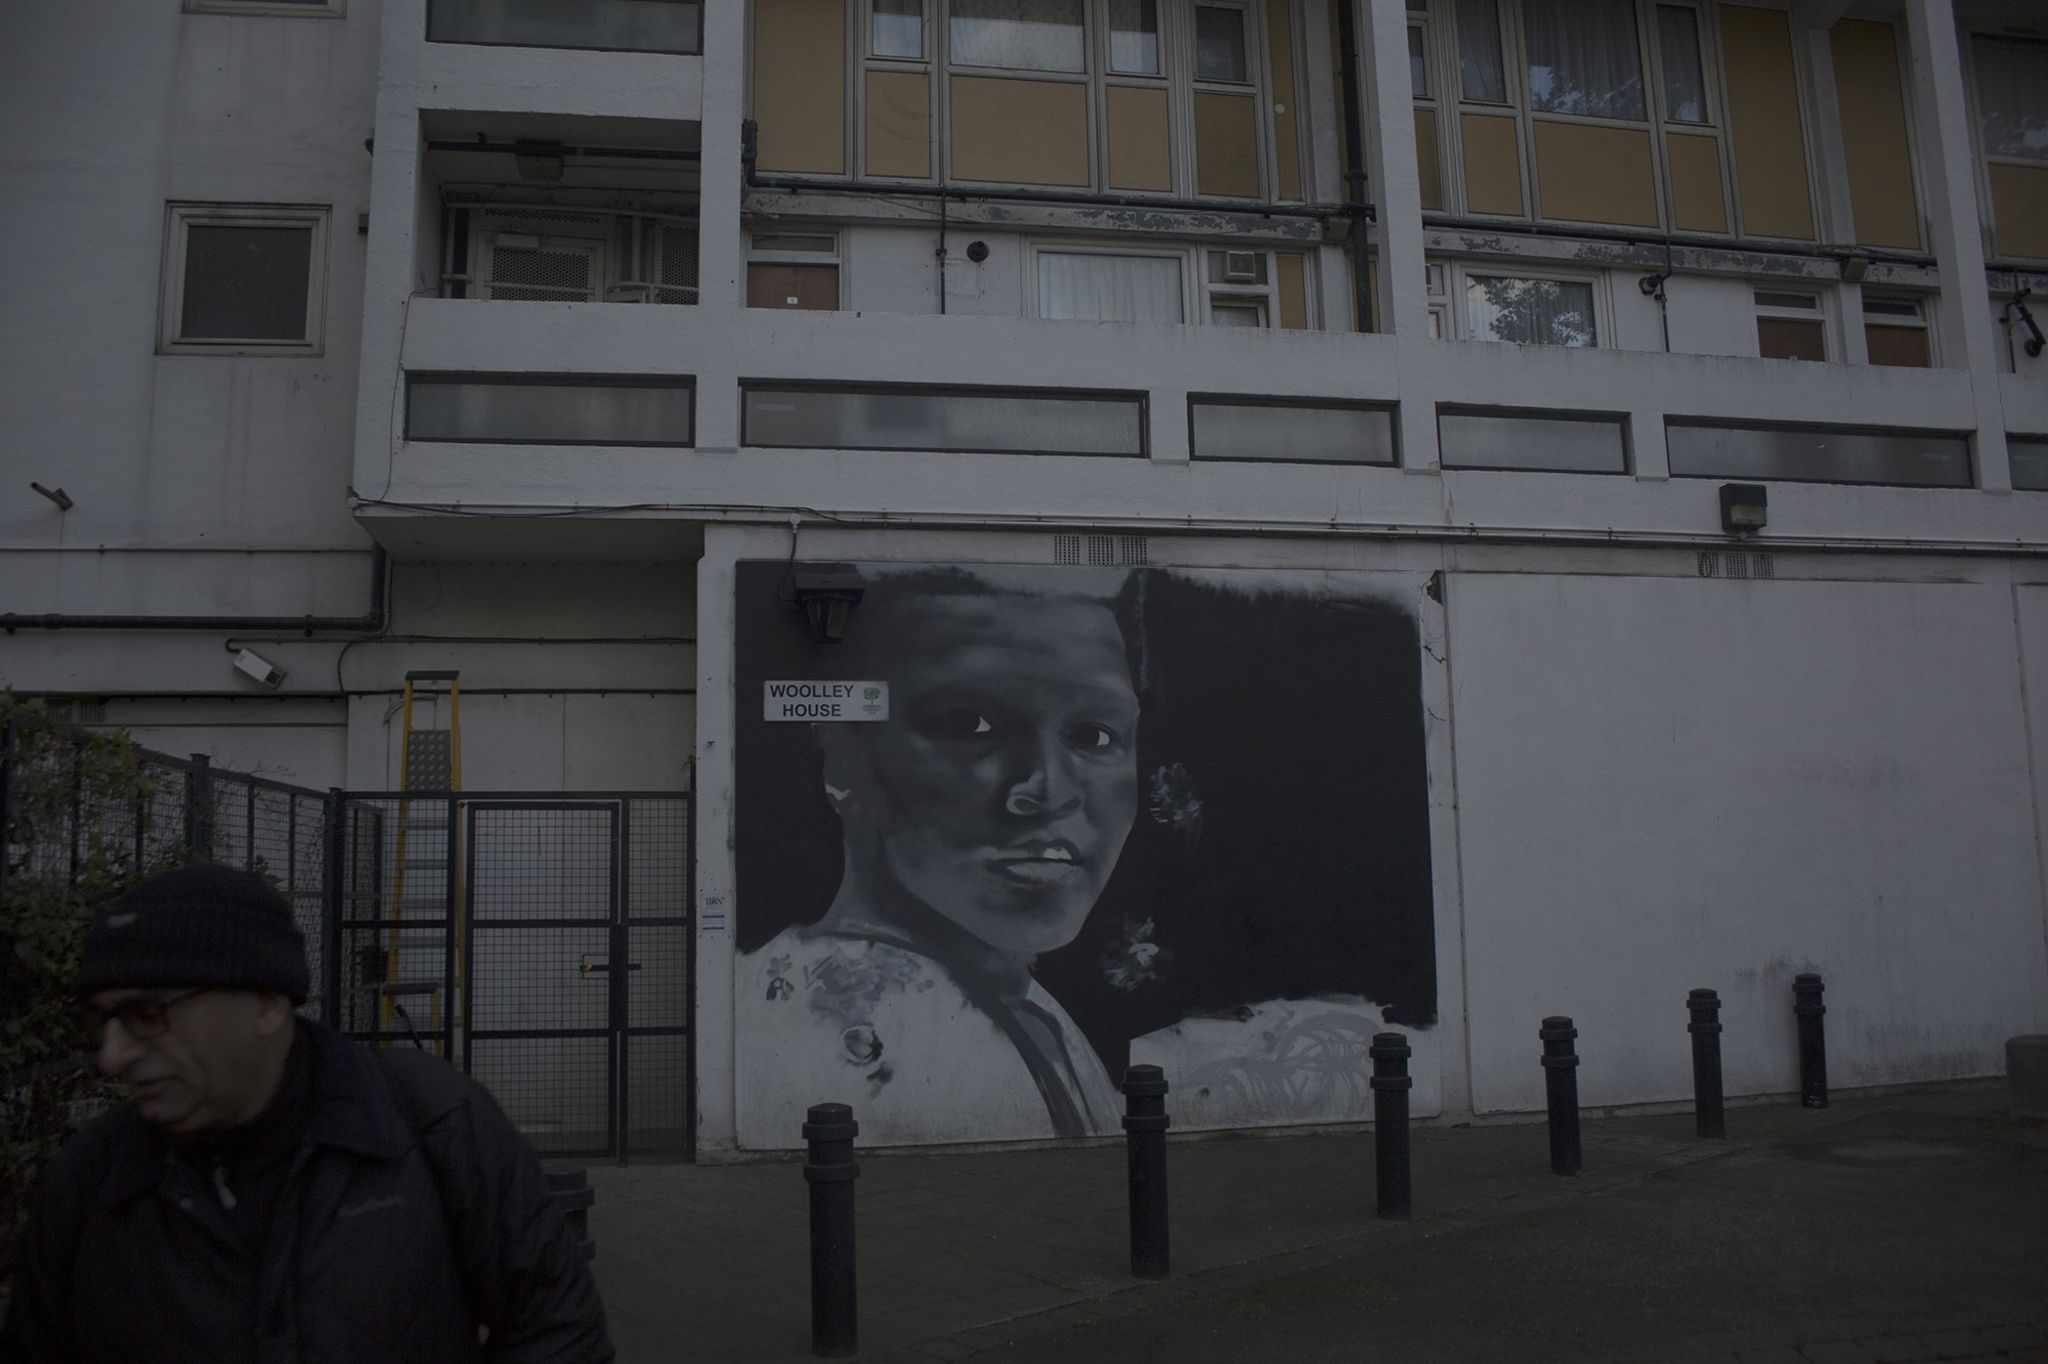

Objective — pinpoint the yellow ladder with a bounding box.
[383,669,463,1052]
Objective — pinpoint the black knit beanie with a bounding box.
[78,862,310,1004]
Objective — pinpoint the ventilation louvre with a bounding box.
[1697,550,1775,580]
[1053,534,1148,566]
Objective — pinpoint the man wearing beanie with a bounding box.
[0,862,613,1363]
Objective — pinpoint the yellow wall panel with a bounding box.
[866,70,930,179]
[1990,163,2048,261]
[1666,132,1728,234]
[1416,107,1443,212]
[951,77,1089,186]
[1534,121,1658,227]
[753,0,845,175]
[1721,5,1815,240]
[1107,85,1172,191]
[1276,255,1308,330]
[1461,113,1523,216]
[1196,92,1260,198]
[1268,0,1301,200]
[1831,20,1920,250]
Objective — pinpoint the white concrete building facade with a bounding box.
[3,0,2045,1156]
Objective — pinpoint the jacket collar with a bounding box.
[96,1019,413,1209]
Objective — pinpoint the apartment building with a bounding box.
[2,0,2045,1157]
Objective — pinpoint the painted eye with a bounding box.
[1066,723,1119,750]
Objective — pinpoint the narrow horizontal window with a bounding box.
[743,383,1144,456]
[1191,398,1398,465]
[1667,420,1971,487]
[1439,408,1627,473]
[949,0,1084,72]
[407,375,695,445]
[2011,436,2048,491]
[427,0,702,52]
[186,0,339,13]
[1466,275,1597,347]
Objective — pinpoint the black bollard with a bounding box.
[1539,1016,1582,1176]
[1370,1032,1413,1220]
[1688,988,1725,1139]
[1122,1064,1171,1278]
[803,1103,859,1358]
[1794,973,1828,1109]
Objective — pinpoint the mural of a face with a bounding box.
[823,593,1141,956]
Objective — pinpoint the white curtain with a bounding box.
[1973,35,2048,160]
[1465,275,1597,347]
[1455,0,1506,103]
[1523,0,1645,121]
[1037,253,1184,323]
[949,0,1085,72]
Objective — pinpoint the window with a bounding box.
[1863,295,1930,368]
[1109,0,1160,75]
[873,0,925,58]
[1463,272,1598,346]
[1439,408,1629,472]
[186,0,340,14]
[1190,397,1398,464]
[743,383,1146,456]
[426,0,701,53]
[748,232,840,311]
[1037,252,1185,322]
[1655,5,1707,124]
[1970,33,2048,261]
[1455,0,1508,104]
[949,0,1085,72]
[1666,420,1971,487]
[1755,289,1826,361]
[2011,436,2048,491]
[1195,5,1249,83]
[160,204,327,355]
[407,375,695,446]
[1425,261,1450,337]
[1523,0,1644,121]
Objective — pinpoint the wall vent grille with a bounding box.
[1698,550,1775,580]
[1054,534,1148,566]
[43,699,109,725]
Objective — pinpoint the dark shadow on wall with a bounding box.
[733,561,1438,1079]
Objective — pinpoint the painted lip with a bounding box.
[986,841,1088,887]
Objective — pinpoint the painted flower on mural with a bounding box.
[1102,916,1169,992]
[1146,762,1203,840]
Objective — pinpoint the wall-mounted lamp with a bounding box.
[30,482,73,511]
[965,239,990,263]
[1840,252,1869,283]
[1638,272,1670,300]
[791,564,866,644]
[1720,483,1768,536]
[2009,288,2045,359]
[513,139,565,183]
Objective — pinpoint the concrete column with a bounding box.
[692,1,749,453]
[692,524,747,1154]
[1797,23,1871,366]
[1359,0,1427,341]
[1904,0,2009,489]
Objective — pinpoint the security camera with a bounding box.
[232,648,286,689]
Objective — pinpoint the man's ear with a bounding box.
[251,992,296,1037]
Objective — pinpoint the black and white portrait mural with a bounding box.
[734,562,1437,1148]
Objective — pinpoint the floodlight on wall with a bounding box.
[29,481,73,511]
[1719,483,1768,536]
[232,648,286,690]
[1840,253,1869,283]
[790,564,866,644]
[513,140,565,183]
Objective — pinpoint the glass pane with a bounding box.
[1110,0,1160,75]
[427,0,702,53]
[1439,410,1626,472]
[1974,35,2048,161]
[1454,0,1506,103]
[1865,324,1931,368]
[2011,437,2048,491]
[1524,0,1646,121]
[1464,275,1597,347]
[1667,422,1972,487]
[1757,317,1827,361]
[1410,26,1430,98]
[1657,6,1706,124]
[408,378,694,444]
[873,0,923,58]
[1196,6,1248,83]
[179,224,313,341]
[1192,401,1397,463]
[1037,253,1185,323]
[744,385,1145,455]
[1210,302,1266,326]
[949,0,1085,72]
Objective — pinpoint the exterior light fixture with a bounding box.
[790,564,866,644]
[1719,483,1768,535]
[30,482,73,510]
[1840,253,1869,283]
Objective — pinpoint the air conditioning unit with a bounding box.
[1223,250,1260,282]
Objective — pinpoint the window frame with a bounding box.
[404,372,698,447]
[1023,239,1313,328]
[1961,26,2048,265]
[1436,403,1633,474]
[424,0,703,53]
[1752,285,1829,362]
[1861,292,1933,368]
[1449,262,1607,348]
[185,0,342,16]
[1187,393,1401,466]
[158,203,329,357]
[740,379,1150,457]
[1665,415,1974,488]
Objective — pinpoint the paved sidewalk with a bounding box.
[586,1088,2047,1363]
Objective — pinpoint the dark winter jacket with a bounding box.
[0,1020,611,1363]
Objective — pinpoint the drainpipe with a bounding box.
[1,545,389,635]
[1335,0,1374,333]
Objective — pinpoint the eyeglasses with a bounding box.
[83,987,214,1040]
